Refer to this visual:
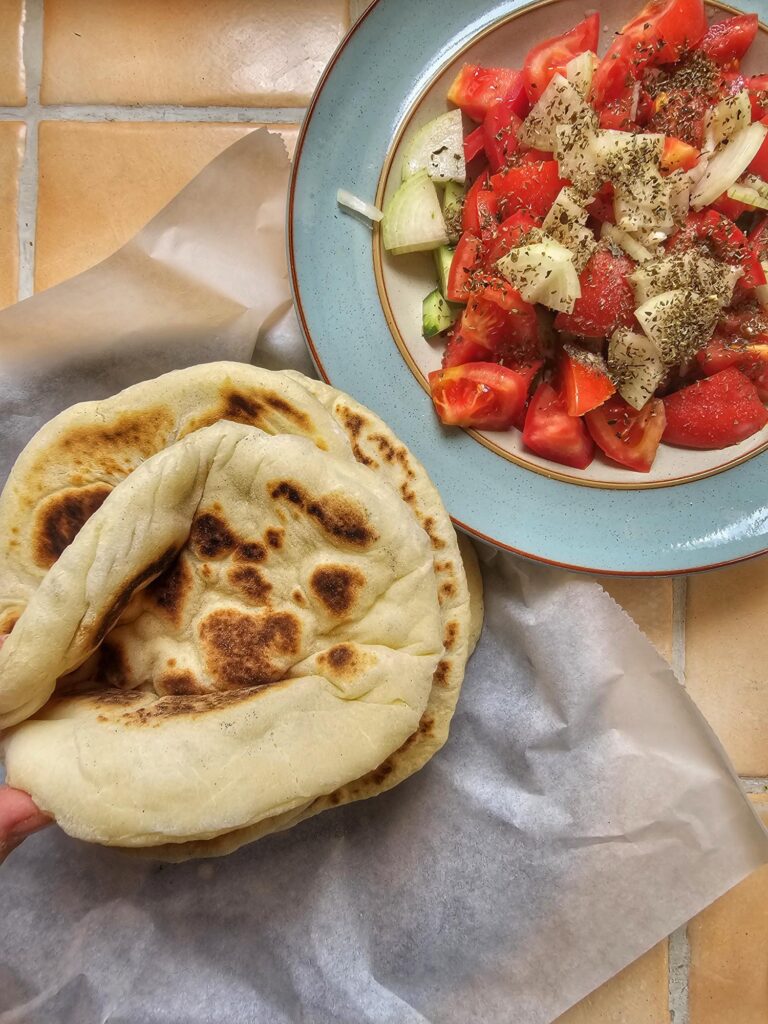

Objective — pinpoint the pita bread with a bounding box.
[0,364,483,854]
[2,422,444,845]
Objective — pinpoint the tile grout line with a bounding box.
[1,104,305,123]
[669,575,690,1023]
[15,0,43,301]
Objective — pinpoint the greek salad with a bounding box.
[377,0,768,472]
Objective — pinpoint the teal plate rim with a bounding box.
[288,0,768,576]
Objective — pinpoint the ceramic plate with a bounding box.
[289,0,768,575]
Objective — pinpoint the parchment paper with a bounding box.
[0,128,766,1024]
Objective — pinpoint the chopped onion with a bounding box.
[691,122,768,209]
[601,222,654,263]
[519,73,591,151]
[629,81,641,122]
[401,109,466,184]
[496,237,581,313]
[608,329,666,410]
[756,261,768,307]
[631,250,741,307]
[635,288,720,365]
[381,171,448,254]
[565,50,597,98]
[703,89,752,152]
[726,182,768,210]
[337,189,384,223]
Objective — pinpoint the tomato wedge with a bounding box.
[484,210,542,265]
[522,382,595,469]
[429,362,537,430]
[490,160,566,220]
[660,136,700,173]
[459,295,520,349]
[585,397,666,472]
[592,0,707,105]
[442,331,494,368]
[559,347,616,416]
[700,14,758,66]
[462,174,500,234]
[663,367,768,448]
[554,247,637,338]
[748,115,768,179]
[446,233,483,303]
[521,13,600,104]
[696,336,768,400]
[464,126,486,163]
[668,210,766,290]
[448,65,521,122]
[483,102,522,172]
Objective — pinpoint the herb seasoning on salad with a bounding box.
[379,0,768,472]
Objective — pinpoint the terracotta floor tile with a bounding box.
[41,0,347,106]
[36,121,297,292]
[556,943,669,1024]
[596,578,674,662]
[686,560,768,776]
[0,0,25,105]
[688,795,768,1024]
[0,122,25,309]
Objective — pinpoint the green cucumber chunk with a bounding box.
[422,288,460,338]
[433,244,456,299]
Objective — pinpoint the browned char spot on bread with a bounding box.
[309,565,366,617]
[90,546,179,646]
[199,608,301,689]
[189,513,237,560]
[228,565,273,604]
[145,556,193,626]
[269,480,378,549]
[33,484,113,568]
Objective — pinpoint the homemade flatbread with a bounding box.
[0,364,482,854]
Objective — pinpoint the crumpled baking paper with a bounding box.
[0,128,765,1024]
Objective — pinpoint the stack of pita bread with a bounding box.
[0,364,482,859]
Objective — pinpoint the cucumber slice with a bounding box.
[382,170,450,255]
[434,244,456,299]
[422,288,460,338]
[691,122,768,209]
[442,180,465,244]
[496,237,580,313]
[401,110,466,184]
[743,173,768,200]
[635,288,720,366]
[608,329,666,410]
[565,50,597,98]
[519,73,591,151]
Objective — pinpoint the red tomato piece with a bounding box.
[447,65,521,122]
[462,174,500,234]
[700,14,758,66]
[490,160,566,220]
[521,13,600,105]
[522,382,595,469]
[747,75,768,121]
[442,330,494,369]
[647,90,709,149]
[446,233,483,303]
[592,0,707,106]
[559,347,616,416]
[459,295,520,350]
[662,367,768,448]
[584,397,666,472]
[660,136,700,172]
[473,274,532,314]
[482,102,522,172]
[484,210,542,266]
[587,183,616,225]
[710,192,752,222]
[554,247,637,338]
[599,94,639,132]
[668,210,766,290]
[464,126,486,163]
[747,115,768,179]
[749,216,768,261]
[696,337,768,401]
[429,362,536,430]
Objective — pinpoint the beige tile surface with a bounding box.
[41,0,347,106]
[556,943,669,1024]
[35,121,297,292]
[688,795,768,1024]
[686,560,768,776]
[596,578,674,663]
[0,121,25,309]
[0,0,25,105]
